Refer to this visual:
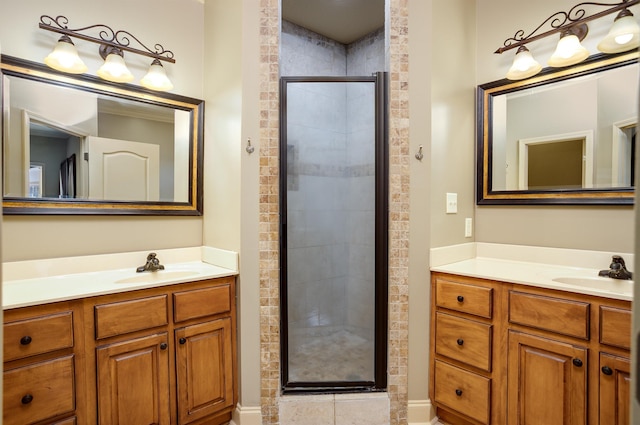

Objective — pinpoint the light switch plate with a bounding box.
[465,218,473,237]
[446,193,458,214]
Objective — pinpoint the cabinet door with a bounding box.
[599,353,630,425]
[507,331,587,425]
[96,333,170,425]
[175,318,234,424]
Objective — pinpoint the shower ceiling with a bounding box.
[281,0,385,44]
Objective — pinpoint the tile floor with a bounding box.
[288,327,374,382]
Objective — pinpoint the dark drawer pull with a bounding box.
[457,295,464,302]
[20,336,32,345]
[160,343,168,350]
[572,358,583,367]
[602,366,613,376]
[456,338,464,346]
[21,394,33,404]
[455,389,463,396]
[179,337,187,345]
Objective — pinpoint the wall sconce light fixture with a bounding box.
[496,0,640,80]
[39,15,175,91]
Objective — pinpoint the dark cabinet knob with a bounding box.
[602,366,613,376]
[160,343,168,350]
[455,389,463,396]
[179,337,187,345]
[572,358,583,367]
[20,336,32,345]
[21,394,33,404]
[456,338,464,346]
[457,296,464,302]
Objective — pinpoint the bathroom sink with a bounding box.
[552,276,633,295]
[115,271,199,284]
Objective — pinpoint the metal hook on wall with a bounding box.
[246,138,255,154]
[415,145,424,161]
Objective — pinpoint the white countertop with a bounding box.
[430,243,633,302]
[2,246,239,309]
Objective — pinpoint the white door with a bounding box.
[87,136,160,201]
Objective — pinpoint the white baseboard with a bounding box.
[408,399,437,425]
[230,404,262,425]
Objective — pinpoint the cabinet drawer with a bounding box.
[4,311,74,362]
[173,281,232,323]
[509,291,590,339]
[434,360,490,424]
[435,312,492,371]
[436,278,492,318]
[3,355,75,425]
[600,306,631,349]
[95,295,168,339]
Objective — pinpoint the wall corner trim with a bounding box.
[408,399,437,425]
[230,404,262,425]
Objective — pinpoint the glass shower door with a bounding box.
[280,73,388,392]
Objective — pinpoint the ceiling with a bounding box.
[281,0,385,45]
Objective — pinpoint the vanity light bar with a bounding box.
[39,15,175,91]
[39,15,175,63]
[495,0,640,54]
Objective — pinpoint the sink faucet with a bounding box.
[136,252,165,273]
[598,255,633,280]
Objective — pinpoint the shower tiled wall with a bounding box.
[283,22,382,339]
[259,1,410,423]
[281,21,347,76]
[286,81,350,331]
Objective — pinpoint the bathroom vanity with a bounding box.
[429,251,632,425]
[2,252,237,425]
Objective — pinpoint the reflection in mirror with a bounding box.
[2,55,204,215]
[477,51,638,205]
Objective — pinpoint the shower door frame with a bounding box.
[279,73,389,393]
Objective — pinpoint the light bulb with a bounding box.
[598,10,640,54]
[548,30,589,67]
[97,49,134,83]
[140,59,173,91]
[44,35,87,74]
[506,46,542,80]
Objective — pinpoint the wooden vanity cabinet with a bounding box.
[3,276,236,425]
[598,306,632,425]
[173,283,235,424]
[430,275,501,425]
[3,301,87,425]
[430,272,632,425]
[88,276,237,425]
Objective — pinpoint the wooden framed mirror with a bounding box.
[1,55,204,215]
[477,51,638,205]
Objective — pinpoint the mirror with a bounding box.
[477,51,638,205]
[1,55,204,215]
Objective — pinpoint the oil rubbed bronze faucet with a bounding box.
[136,252,165,273]
[598,255,633,280]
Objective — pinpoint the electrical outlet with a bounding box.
[465,217,473,238]
[446,193,457,214]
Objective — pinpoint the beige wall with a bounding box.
[475,0,638,253]
[406,0,478,410]
[407,0,432,406]
[202,0,262,410]
[429,0,477,249]
[0,0,206,261]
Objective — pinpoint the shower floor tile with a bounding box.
[289,328,374,382]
